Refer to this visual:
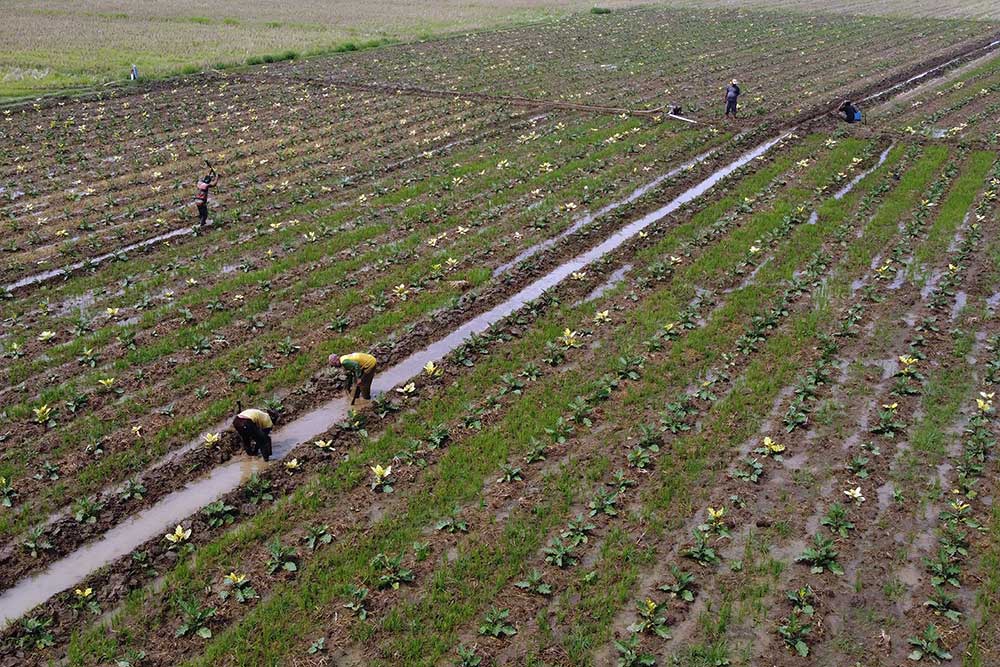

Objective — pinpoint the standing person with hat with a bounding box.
[725,79,741,118]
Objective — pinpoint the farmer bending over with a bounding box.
[725,79,741,118]
[233,405,278,461]
[838,99,861,124]
[329,352,378,404]
[195,164,219,226]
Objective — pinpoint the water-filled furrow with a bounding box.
[492,147,718,276]
[862,38,1000,103]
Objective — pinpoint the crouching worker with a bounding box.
[329,352,378,405]
[838,99,862,124]
[233,404,278,461]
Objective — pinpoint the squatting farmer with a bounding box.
[838,99,862,124]
[724,79,741,118]
[329,352,378,405]
[232,404,278,461]
[194,164,219,226]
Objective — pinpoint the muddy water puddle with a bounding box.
[833,145,893,200]
[576,263,632,305]
[987,291,1000,312]
[950,290,967,320]
[0,133,791,630]
[5,226,195,293]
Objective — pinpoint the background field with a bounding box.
[3,0,1000,101]
[673,0,1000,20]
[0,0,648,99]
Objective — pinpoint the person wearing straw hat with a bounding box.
[725,79,741,118]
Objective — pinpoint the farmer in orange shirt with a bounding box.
[329,352,378,404]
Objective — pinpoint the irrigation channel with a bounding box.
[0,131,789,630]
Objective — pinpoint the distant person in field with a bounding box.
[233,404,278,461]
[725,79,741,118]
[194,164,219,226]
[838,99,861,124]
[130,64,139,81]
[329,352,378,404]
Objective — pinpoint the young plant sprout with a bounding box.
[71,587,101,615]
[219,572,258,604]
[478,608,516,638]
[0,476,17,507]
[628,598,671,639]
[843,486,865,504]
[796,534,843,575]
[754,436,785,459]
[613,634,656,667]
[343,586,369,619]
[372,552,413,589]
[907,623,952,662]
[658,566,697,602]
[304,524,333,551]
[515,569,553,596]
[265,540,299,574]
[370,464,394,493]
[165,524,192,547]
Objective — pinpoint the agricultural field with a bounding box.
[870,49,1000,145]
[0,0,650,100]
[1,4,1000,667]
[674,0,1000,20]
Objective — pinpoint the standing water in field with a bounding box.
[4,226,194,293]
[0,132,790,631]
[576,263,633,305]
[493,147,718,276]
[834,146,893,200]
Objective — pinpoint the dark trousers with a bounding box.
[351,368,376,403]
[233,417,272,460]
[725,99,738,116]
[197,202,208,225]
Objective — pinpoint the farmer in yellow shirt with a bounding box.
[329,352,378,404]
[232,404,278,461]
